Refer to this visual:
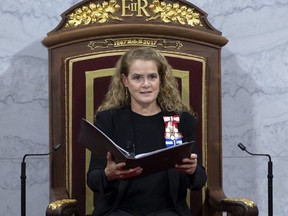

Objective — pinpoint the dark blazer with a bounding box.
[87,106,207,216]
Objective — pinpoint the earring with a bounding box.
[125,87,128,96]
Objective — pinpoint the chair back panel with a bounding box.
[65,50,207,215]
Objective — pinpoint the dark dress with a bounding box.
[87,106,207,216]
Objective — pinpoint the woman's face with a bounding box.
[122,59,161,110]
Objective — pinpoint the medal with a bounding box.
[163,115,183,147]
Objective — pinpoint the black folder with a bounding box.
[79,118,194,177]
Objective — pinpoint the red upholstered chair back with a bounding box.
[64,51,206,215]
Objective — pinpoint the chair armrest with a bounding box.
[46,187,78,216]
[208,189,259,216]
[222,198,259,216]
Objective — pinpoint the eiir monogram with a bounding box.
[121,0,150,17]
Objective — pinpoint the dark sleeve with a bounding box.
[86,110,119,194]
[180,112,207,190]
[187,165,207,190]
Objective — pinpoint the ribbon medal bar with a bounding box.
[163,115,183,148]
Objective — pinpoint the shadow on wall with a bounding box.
[0,40,50,216]
[221,48,260,206]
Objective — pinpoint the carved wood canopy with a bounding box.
[43,0,227,48]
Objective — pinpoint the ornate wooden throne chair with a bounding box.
[42,0,259,215]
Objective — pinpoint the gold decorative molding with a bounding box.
[87,38,183,50]
[48,199,77,211]
[147,0,202,27]
[65,0,122,27]
[224,198,257,208]
[65,0,203,27]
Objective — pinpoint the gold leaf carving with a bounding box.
[147,0,202,27]
[224,198,256,208]
[48,199,77,211]
[65,0,122,27]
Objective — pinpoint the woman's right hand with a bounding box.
[104,152,143,181]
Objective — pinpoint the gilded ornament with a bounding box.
[48,199,77,211]
[65,0,122,27]
[87,38,183,50]
[147,0,202,27]
[224,198,256,208]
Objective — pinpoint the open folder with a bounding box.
[79,118,195,177]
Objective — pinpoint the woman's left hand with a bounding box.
[175,153,198,175]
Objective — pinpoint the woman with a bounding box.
[87,47,207,216]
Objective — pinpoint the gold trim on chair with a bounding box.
[48,199,77,211]
[224,198,257,208]
[85,67,115,213]
[65,0,203,28]
[87,38,183,50]
[65,0,122,27]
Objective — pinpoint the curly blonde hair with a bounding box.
[97,47,191,114]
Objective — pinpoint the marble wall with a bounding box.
[0,0,287,215]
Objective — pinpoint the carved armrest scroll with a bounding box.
[208,189,259,216]
[222,198,259,216]
[46,187,78,216]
